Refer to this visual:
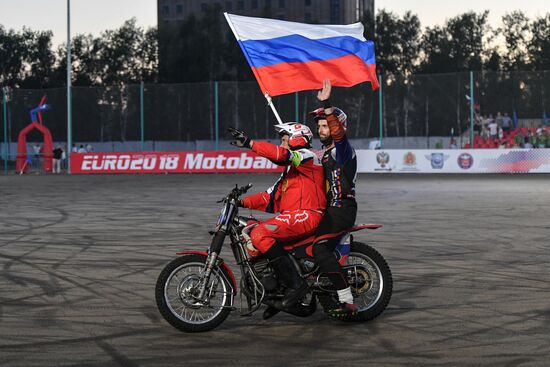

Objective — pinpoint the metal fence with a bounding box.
[2,70,549,173]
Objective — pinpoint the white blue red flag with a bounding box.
[224,13,379,96]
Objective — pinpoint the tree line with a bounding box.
[0,18,157,89]
[0,8,549,89]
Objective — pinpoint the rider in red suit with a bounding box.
[228,123,325,310]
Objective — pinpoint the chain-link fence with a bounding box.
[2,70,549,173]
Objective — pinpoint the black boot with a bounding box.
[269,255,309,308]
[263,305,281,320]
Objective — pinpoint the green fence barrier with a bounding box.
[1,70,548,174]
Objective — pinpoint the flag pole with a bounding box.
[264,93,284,125]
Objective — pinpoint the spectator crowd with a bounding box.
[468,112,550,149]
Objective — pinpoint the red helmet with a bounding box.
[309,107,347,130]
[274,122,313,149]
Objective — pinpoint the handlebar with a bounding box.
[217,183,253,203]
[232,183,253,197]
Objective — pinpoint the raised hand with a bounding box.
[317,79,332,102]
[228,127,252,148]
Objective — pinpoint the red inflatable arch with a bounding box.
[16,96,54,173]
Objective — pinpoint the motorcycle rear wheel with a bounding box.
[155,254,233,332]
[317,241,392,322]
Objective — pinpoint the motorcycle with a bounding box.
[155,184,392,332]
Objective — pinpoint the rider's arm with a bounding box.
[326,111,354,165]
[251,141,295,166]
[241,191,271,212]
[317,79,354,165]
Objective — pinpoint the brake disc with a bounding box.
[177,275,205,308]
[351,268,372,294]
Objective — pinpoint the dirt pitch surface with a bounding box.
[0,173,549,366]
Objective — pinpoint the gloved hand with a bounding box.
[228,127,252,148]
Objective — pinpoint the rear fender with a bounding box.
[175,250,237,294]
[350,224,383,232]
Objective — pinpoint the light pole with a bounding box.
[67,0,72,173]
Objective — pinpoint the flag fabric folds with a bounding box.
[224,13,379,96]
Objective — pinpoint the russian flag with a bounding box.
[225,13,379,97]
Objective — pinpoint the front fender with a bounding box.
[175,250,237,294]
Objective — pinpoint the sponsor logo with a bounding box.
[457,153,474,169]
[293,211,309,224]
[79,152,279,172]
[183,153,278,170]
[400,151,420,172]
[403,152,416,166]
[276,211,310,225]
[81,154,177,171]
[375,152,392,171]
[425,153,449,169]
[275,214,291,225]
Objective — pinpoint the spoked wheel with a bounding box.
[155,254,234,332]
[318,242,392,322]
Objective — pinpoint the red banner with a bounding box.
[71,151,284,174]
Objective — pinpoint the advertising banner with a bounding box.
[357,149,550,173]
[71,151,284,174]
[71,149,550,174]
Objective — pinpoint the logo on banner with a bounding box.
[425,153,449,169]
[80,154,177,171]
[457,153,474,169]
[74,151,282,174]
[375,152,392,171]
[184,153,277,170]
[400,152,420,172]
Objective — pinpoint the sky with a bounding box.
[379,0,547,29]
[0,0,547,47]
[0,0,157,48]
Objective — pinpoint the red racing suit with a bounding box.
[241,141,326,254]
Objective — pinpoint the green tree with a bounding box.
[500,11,531,70]
[373,10,421,76]
[53,34,102,86]
[53,19,157,87]
[19,29,56,88]
[529,14,550,70]
[99,18,157,85]
[419,11,490,73]
[0,26,26,87]
[0,26,56,88]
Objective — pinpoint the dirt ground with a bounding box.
[1,173,549,366]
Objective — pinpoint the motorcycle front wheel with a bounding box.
[155,254,234,332]
[317,241,393,322]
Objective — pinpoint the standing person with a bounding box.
[502,112,512,132]
[61,145,67,170]
[495,112,503,128]
[32,143,41,157]
[310,79,359,317]
[52,145,63,174]
[228,123,326,313]
[488,118,498,140]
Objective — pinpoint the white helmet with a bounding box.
[274,122,313,149]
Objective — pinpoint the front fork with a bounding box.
[196,230,227,301]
